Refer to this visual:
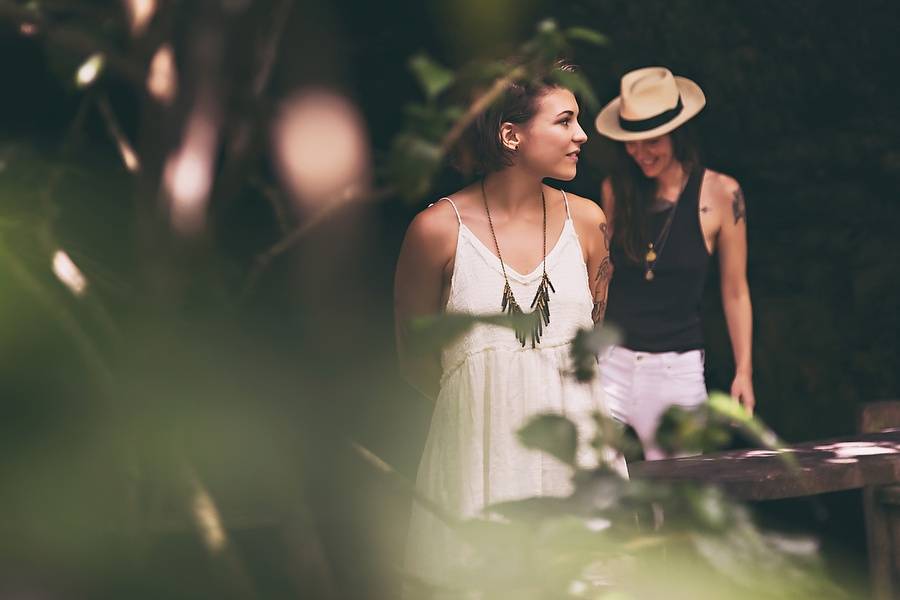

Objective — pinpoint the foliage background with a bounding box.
[0,0,898,598]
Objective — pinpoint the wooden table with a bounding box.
[630,428,900,599]
[630,429,900,500]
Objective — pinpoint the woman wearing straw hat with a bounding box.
[594,67,754,461]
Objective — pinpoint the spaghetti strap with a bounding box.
[561,189,572,222]
[439,197,462,225]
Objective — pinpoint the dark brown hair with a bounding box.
[453,63,576,176]
[609,123,700,263]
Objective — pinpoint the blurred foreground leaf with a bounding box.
[569,324,621,382]
[407,311,537,353]
[517,414,578,467]
[409,53,454,100]
[564,27,611,47]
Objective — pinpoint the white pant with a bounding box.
[598,345,707,461]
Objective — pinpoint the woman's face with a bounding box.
[624,134,675,179]
[515,88,587,181]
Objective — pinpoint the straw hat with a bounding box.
[595,67,706,141]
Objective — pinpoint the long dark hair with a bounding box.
[609,123,700,263]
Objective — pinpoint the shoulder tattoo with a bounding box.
[599,222,610,251]
[732,188,746,225]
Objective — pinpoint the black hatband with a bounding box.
[618,96,684,132]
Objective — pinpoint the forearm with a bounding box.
[591,248,612,325]
[722,287,753,375]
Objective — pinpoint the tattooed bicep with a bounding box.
[594,255,612,285]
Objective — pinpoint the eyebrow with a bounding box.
[556,110,575,117]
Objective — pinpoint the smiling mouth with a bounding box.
[567,151,580,160]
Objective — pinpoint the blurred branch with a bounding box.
[350,440,461,528]
[181,463,261,600]
[240,185,394,300]
[97,93,141,173]
[0,0,146,86]
[0,238,115,396]
[252,0,293,99]
[34,92,123,343]
[250,177,292,234]
[438,65,526,156]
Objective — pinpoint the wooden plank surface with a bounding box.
[629,429,900,501]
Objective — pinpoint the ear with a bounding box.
[499,122,521,152]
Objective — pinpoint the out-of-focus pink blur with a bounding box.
[271,90,371,211]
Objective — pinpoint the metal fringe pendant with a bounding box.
[483,179,555,348]
[527,272,555,347]
[500,280,527,347]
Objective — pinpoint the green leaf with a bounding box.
[570,324,621,382]
[707,392,796,468]
[655,404,732,456]
[564,27,610,47]
[517,414,578,467]
[408,53,454,100]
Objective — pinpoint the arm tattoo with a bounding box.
[700,205,711,214]
[592,255,612,323]
[594,256,611,285]
[599,222,610,251]
[732,188,746,225]
[592,300,607,323]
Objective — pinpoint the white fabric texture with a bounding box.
[405,192,622,591]
[598,345,707,461]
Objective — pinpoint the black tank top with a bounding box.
[606,168,710,352]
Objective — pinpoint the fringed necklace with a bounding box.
[481,179,555,348]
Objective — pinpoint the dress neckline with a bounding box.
[458,218,574,281]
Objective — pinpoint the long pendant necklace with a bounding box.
[481,179,555,347]
[644,202,677,281]
[644,171,689,281]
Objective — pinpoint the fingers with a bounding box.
[731,380,756,416]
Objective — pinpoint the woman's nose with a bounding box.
[573,122,588,143]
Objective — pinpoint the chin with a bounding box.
[550,166,578,181]
[640,165,663,179]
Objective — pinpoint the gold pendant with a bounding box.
[645,244,657,263]
[645,269,654,281]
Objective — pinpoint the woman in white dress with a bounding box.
[394,67,618,593]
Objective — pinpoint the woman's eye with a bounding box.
[560,119,570,126]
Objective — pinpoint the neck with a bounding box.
[654,160,687,200]
[482,168,545,215]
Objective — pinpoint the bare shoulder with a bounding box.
[564,190,608,226]
[704,169,743,206]
[402,198,459,258]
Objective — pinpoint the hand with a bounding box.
[730,372,755,415]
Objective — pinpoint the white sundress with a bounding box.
[404,190,623,593]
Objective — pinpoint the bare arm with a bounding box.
[600,177,616,237]
[393,204,456,401]
[717,179,755,413]
[573,194,612,325]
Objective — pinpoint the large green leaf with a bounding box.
[517,413,578,467]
